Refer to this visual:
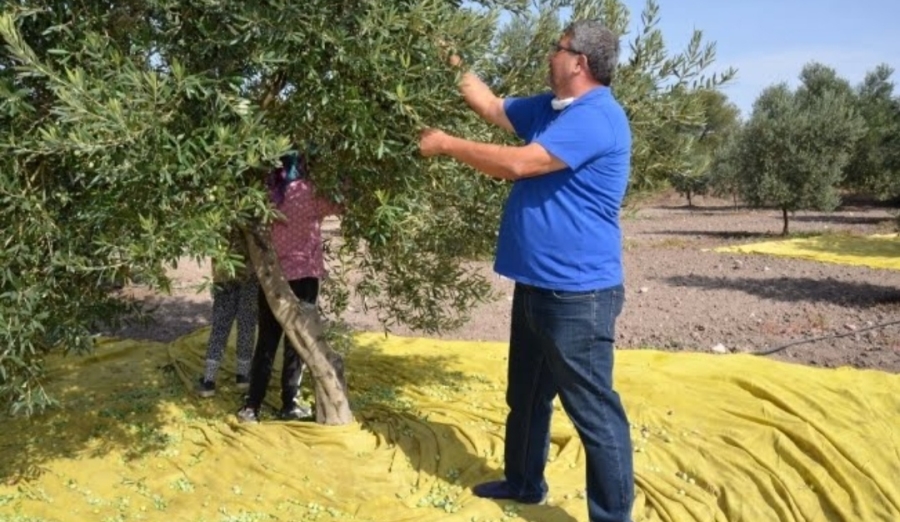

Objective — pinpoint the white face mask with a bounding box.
[551,97,574,111]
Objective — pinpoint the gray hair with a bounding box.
[564,20,620,86]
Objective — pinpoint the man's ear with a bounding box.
[576,54,590,73]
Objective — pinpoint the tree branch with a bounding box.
[259,70,287,111]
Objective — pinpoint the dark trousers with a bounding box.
[245,277,319,412]
[504,283,633,522]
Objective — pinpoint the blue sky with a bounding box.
[615,0,900,116]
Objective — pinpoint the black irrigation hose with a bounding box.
[752,319,900,357]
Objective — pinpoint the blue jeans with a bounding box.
[503,283,633,522]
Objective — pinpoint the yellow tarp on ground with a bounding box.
[714,233,900,270]
[2,329,899,521]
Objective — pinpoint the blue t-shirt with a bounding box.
[495,87,631,291]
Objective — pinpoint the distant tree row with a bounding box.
[670,63,900,235]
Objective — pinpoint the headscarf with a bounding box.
[267,150,309,206]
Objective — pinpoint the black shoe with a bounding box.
[472,480,546,504]
[235,374,250,391]
[195,378,216,398]
[236,406,260,424]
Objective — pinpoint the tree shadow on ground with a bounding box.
[99,295,211,343]
[790,214,896,226]
[0,329,579,520]
[649,201,896,221]
[838,194,900,209]
[647,202,743,212]
[348,337,580,522]
[645,230,777,240]
[665,275,900,308]
[0,340,188,484]
[360,415,579,522]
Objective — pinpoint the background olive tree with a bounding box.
[1,0,734,422]
[482,0,735,201]
[719,63,866,235]
[842,64,900,200]
[668,89,741,206]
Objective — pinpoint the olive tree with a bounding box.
[725,68,866,234]
[844,64,900,199]
[1,0,733,423]
[0,0,511,423]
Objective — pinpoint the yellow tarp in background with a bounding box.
[1,329,899,521]
[714,233,900,270]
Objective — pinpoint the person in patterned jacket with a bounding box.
[236,150,341,423]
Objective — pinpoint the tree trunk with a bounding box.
[241,226,353,425]
[782,208,789,236]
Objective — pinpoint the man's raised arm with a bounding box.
[452,56,514,134]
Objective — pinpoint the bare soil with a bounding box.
[109,193,900,373]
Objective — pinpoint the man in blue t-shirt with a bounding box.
[419,20,634,522]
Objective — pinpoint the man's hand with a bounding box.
[435,37,462,68]
[419,128,450,157]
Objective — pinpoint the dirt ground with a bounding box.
[109,193,900,373]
